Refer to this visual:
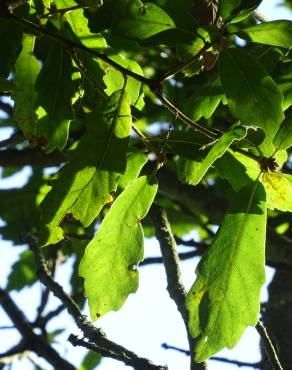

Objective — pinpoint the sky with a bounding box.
[0,1,291,370]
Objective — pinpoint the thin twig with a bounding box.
[3,11,220,143]
[0,132,24,149]
[4,12,151,86]
[27,237,167,370]
[154,91,218,140]
[33,304,65,329]
[70,50,107,99]
[0,342,26,359]
[256,321,283,370]
[156,42,210,83]
[132,123,161,156]
[69,335,167,370]
[161,343,261,368]
[141,250,202,266]
[0,288,76,370]
[150,205,207,370]
[252,10,268,22]
[41,4,88,18]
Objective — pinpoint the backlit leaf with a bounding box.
[40,90,131,246]
[273,110,292,151]
[219,48,284,156]
[79,175,158,319]
[86,0,197,46]
[36,37,76,152]
[79,351,101,370]
[7,250,37,291]
[103,54,144,108]
[187,181,266,361]
[219,0,262,23]
[185,78,224,122]
[237,21,292,49]
[55,0,107,49]
[261,172,292,212]
[12,35,41,140]
[177,127,247,185]
[118,151,148,191]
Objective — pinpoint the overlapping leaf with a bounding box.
[187,181,267,361]
[219,0,262,23]
[237,20,292,48]
[185,78,224,122]
[219,48,284,156]
[118,151,148,191]
[35,37,76,152]
[55,0,107,49]
[86,0,197,46]
[215,150,260,192]
[12,35,41,140]
[79,175,158,319]
[177,126,247,185]
[273,110,292,151]
[103,54,144,108]
[40,90,131,246]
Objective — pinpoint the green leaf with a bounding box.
[118,151,148,191]
[277,65,292,111]
[215,150,260,192]
[261,172,292,212]
[86,0,197,46]
[150,130,209,159]
[103,54,144,108]
[186,181,267,361]
[79,351,102,370]
[219,48,284,156]
[12,35,41,140]
[273,110,292,151]
[219,0,262,23]
[35,37,76,152]
[237,21,292,49]
[185,78,224,121]
[7,250,37,291]
[79,175,157,319]
[40,90,131,246]
[55,0,107,49]
[177,127,247,185]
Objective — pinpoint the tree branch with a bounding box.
[0,288,76,370]
[69,335,167,370]
[28,237,168,370]
[141,250,202,266]
[2,11,219,142]
[150,204,207,370]
[256,321,283,370]
[252,10,268,22]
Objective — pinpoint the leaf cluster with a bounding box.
[0,0,291,367]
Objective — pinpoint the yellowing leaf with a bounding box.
[261,172,292,212]
[79,176,157,319]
